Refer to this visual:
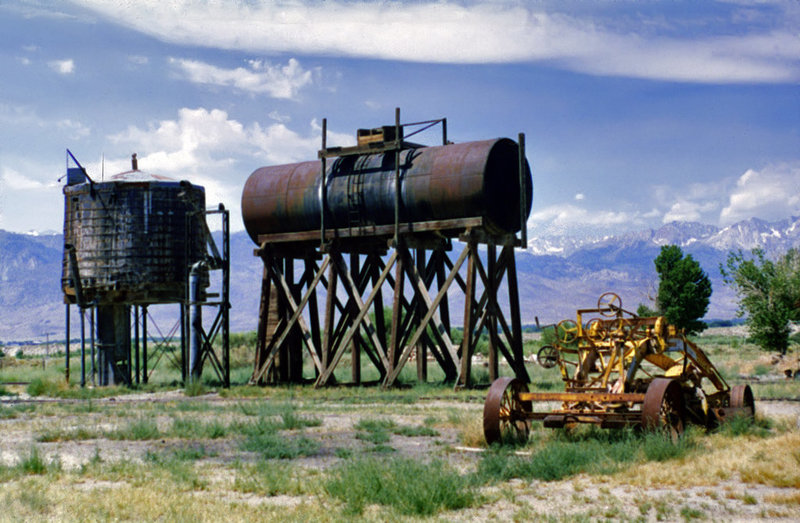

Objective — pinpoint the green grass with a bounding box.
[108,418,161,440]
[18,447,58,475]
[183,380,206,397]
[37,427,99,442]
[477,427,698,482]
[142,451,207,490]
[26,377,64,397]
[233,412,320,459]
[353,417,439,448]
[717,414,772,438]
[325,457,478,516]
[169,417,228,439]
[240,431,319,459]
[279,409,323,430]
[232,462,311,496]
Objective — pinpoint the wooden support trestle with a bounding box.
[251,227,530,388]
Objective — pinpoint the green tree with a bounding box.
[654,245,712,334]
[721,248,800,355]
[636,303,658,317]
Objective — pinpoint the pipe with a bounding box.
[188,261,206,382]
[242,138,532,243]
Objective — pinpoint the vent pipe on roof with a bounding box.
[131,153,138,171]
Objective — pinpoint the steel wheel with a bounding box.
[730,384,755,420]
[557,319,579,344]
[642,378,685,441]
[537,345,559,368]
[584,318,608,340]
[598,292,622,317]
[484,377,531,445]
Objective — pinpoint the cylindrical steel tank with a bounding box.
[241,138,532,244]
[62,169,206,305]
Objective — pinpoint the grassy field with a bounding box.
[0,330,798,521]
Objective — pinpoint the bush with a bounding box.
[27,377,62,397]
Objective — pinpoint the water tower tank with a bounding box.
[62,159,205,306]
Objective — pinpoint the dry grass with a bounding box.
[610,430,800,489]
[1,474,335,522]
[764,490,800,506]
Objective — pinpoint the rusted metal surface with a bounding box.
[62,173,205,305]
[483,377,531,445]
[241,138,532,243]
[484,293,754,445]
[248,116,531,389]
[256,217,484,245]
[61,153,231,390]
[641,377,685,437]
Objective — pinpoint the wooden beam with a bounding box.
[383,244,468,387]
[251,256,328,382]
[315,250,397,386]
[257,217,484,244]
[459,243,476,388]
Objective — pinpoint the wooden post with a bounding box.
[505,244,530,382]
[459,243,476,388]
[306,258,322,378]
[416,247,427,383]
[350,252,361,384]
[388,246,405,375]
[322,254,337,380]
[488,243,499,381]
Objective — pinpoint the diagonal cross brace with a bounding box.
[382,245,469,387]
[315,250,397,387]
[250,255,329,383]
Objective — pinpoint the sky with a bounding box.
[0,0,798,238]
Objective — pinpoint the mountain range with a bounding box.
[2,216,799,343]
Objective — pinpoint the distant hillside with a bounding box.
[2,216,799,342]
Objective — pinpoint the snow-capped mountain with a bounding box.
[2,215,799,341]
[527,216,800,258]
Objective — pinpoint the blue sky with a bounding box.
[0,0,798,237]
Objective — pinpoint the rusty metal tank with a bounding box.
[62,162,205,305]
[241,138,532,243]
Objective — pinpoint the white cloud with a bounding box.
[48,58,74,74]
[0,104,90,139]
[128,55,148,65]
[169,57,314,99]
[529,203,640,227]
[73,0,800,83]
[720,163,800,225]
[268,111,290,123]
[574,193,585,201]
[662,199,719,223]
[103,107,354,230]
[1,168,48,190]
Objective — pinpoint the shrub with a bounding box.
[183,380,205,397]
[26,377,62,397]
